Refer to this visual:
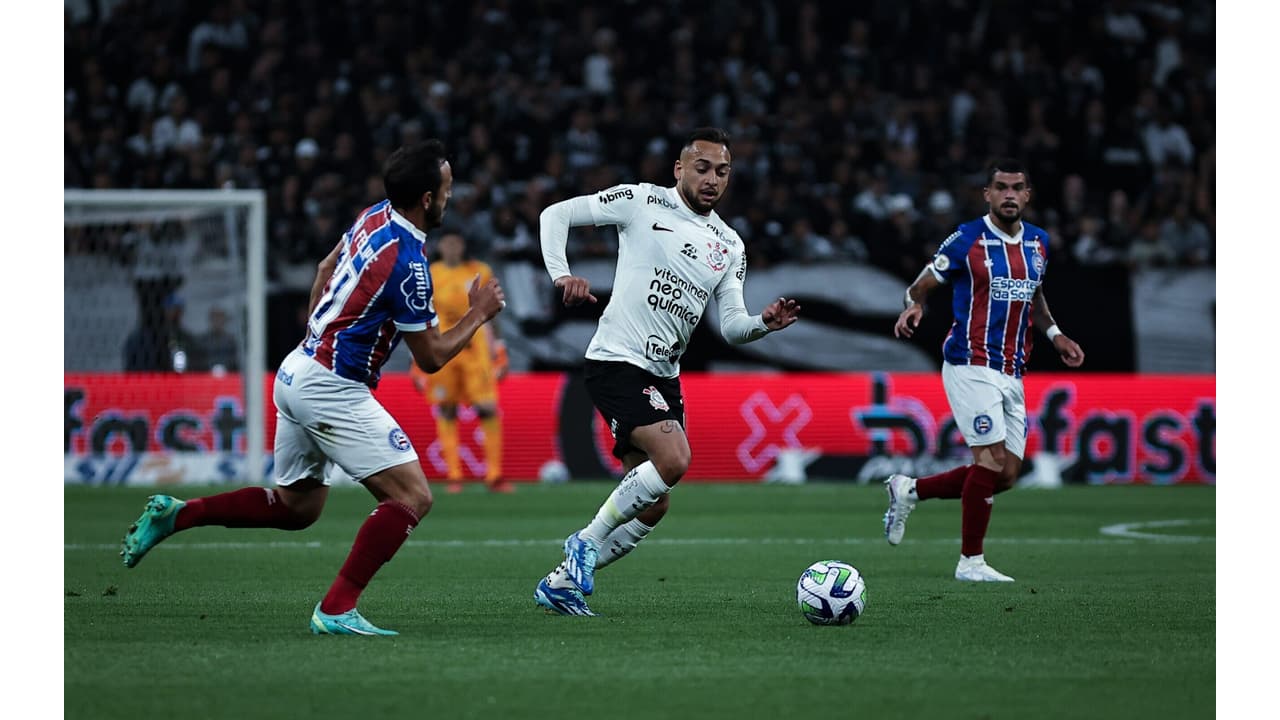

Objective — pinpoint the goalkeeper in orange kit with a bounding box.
[410,230,512,493]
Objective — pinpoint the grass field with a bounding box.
[64,482,1215,719]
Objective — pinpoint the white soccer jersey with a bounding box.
[542,182,766,377]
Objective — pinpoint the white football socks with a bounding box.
[594,518,655,571]
[579,461,670,545]
[546,518,656,589]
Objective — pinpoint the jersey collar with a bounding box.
[982,214,1024,244]
[390,207,428,243]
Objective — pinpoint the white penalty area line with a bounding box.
[1098,519,1215,543]
[65,533,1210,553]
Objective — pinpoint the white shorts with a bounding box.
[272,349,419,486]
[941,363,1027,459]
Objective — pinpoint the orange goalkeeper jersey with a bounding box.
[429,259,494,352]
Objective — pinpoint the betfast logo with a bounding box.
[597,187,634,204]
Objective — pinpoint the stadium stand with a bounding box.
[64,0,1215,373]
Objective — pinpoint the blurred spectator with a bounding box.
[200,306,240,373]
[1142,102,1195,169]
[1158,202,1212,266]
[123,293,207,373]
[63,0,1214,286]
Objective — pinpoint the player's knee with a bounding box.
[276,487,323,530]
[653,448,691,483]
[985,446,1009,472]
[284,506,320,530]
[402,484,433,518]
[437,405,458,421]
[475,403,497,419]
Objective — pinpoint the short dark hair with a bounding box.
[985,158,1031,187]
[383,140,448,210]
[683,127,731,152]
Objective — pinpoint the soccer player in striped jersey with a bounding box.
[120,140,506,635]
[886,158,1084,582]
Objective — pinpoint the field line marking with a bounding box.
[65,534,1211,552]
[1099,519,1215,542]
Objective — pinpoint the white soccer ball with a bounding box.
[538,459,569,484]
[797,560,867,626]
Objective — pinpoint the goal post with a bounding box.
[64,189,267,485]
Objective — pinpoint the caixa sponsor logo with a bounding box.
[645,335,682,364]
[597,187,634,204]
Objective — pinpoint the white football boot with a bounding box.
[882,474,917,546]
[955,554,1015,582]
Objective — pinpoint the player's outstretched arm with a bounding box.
[540,195,605,306]
[403,278,506,373]
[1031,287,1084,367]
[894,265,941,339]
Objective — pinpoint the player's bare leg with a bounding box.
[311,460,431,636]
[121,480,326,568]
[568,420,688,592]
[538,421,688,614]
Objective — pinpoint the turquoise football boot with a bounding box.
[121,495,186,568]
[310,603,400,636]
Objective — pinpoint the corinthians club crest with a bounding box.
[706,241,727,272]
[643,386,670,411]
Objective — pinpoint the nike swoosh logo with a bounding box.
[652,222,674,232]
[335,620,376,635]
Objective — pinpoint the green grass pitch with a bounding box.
[65,482,1214,719]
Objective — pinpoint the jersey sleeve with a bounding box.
[588,183,645,228]
[929,228,969,283]
[389,253,439,332]
[715,244,770,344]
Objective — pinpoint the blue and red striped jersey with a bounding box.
[300,200,438,387]
[930,215,1049,378]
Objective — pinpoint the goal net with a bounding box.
[64,190,267,485]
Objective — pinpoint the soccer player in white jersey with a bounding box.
[120,140,506,635]
[886,158,1085,582]
[533,127,802,615]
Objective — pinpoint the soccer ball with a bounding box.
[797,560,867,626]
[538,459,569,484]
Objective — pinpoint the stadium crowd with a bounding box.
[65,0,1215,288]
